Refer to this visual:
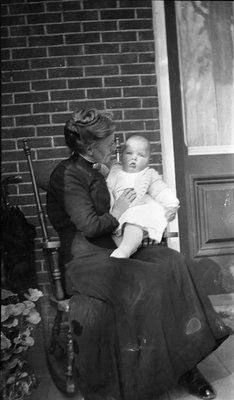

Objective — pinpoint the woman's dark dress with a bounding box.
[47,154,229,400]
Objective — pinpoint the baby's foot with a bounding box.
[110,248,129,258]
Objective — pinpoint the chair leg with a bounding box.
[66,317,75,393]
[49,310,63,354]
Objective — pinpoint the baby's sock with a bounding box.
[110,248,130,258]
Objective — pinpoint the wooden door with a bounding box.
[164,1,234,294]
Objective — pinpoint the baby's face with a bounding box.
[122,136,150,173]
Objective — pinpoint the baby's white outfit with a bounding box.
[107,163,180,243]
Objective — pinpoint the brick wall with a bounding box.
[1,0,162,296]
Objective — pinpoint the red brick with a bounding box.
[2,104,31,116]
[47,1,81,12]
[117,121,145,132]
[101,9,134,19]
[36,125,64,137]
[68,77,101,88]
[2,140,16,151]
[121,42,154,53]
[1,49,10,60]
[84,0,117,9]
[142,98,159,108]
[37,148,70,160]
[119,19,152,30]
[1,25,8,35]
[1,117,14,128]
[124,86,157,97]
[9,3,44,15]
[32,80,66,91]
[27,14,61,25]
[137,9,153,18]
[83,21,117,32]
[29,35,64,47]
[16,115,50,126]
[47,22,81,34]
[2,72,12,83]
[119,0,150,7]
[102,31,136,42]
[2,94,13,104]
[139,53,155,63]
[106,98,141,109]
[12,47,47,59]
[11,25,44,36]
[1,5,8,16]
[2,37,26,48]
[1,15,25,26]
[141,75,157,85]
[15,92,48,104]
[139,31,154,41]
[12,69,47,82]
[2,82,30,93]
[53,137,67,147]
[124,108,159,120]
[84,43,119,54]
[145,120,160,131]
[33,102,67,114]
[51,89,85,101]
[49,67,83,79]
[121,64,155,75]
[31,57,66,69]
[36,272,50,284]
[66,100,106,114]
[1,60,30,71]
[105,76,139,87]
[66,33,100,44]
[49,45,83,57]
[2,127,35,139]
[1,163,18,174]
[103,54,137,65]
[64,11,98,22]
[67,55,101,67]
[87,88,121,99]
[17,137,52,149]
[85,65,119,76]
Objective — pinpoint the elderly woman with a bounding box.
[46,108,229,400]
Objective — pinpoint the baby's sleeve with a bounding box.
[148,169,180,209]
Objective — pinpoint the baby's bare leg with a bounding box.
[112,234,123,247]
[110,224,143,258]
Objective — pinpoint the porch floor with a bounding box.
[28,294,234,400]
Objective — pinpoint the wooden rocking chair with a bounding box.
[22,137,178,396]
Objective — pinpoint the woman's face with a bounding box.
[92,133,115,166]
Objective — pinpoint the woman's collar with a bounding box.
[78,153,95,164]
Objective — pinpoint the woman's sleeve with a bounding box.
[63,168,119,238]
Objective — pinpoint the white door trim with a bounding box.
[152,0,180,251]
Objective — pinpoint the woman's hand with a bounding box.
[111,188,136,220]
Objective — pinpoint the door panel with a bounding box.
[164,1,234,294]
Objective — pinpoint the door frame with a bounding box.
[152,0,180,251]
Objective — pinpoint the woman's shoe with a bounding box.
[181,367,216,399]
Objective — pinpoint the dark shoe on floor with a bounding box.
[181,367,216,399]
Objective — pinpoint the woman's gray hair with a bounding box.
[64,108,115,154]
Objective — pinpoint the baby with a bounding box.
[107,135,180,258]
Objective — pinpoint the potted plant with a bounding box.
[1,288,43,400]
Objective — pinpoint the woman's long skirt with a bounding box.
[66,245,230,400]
